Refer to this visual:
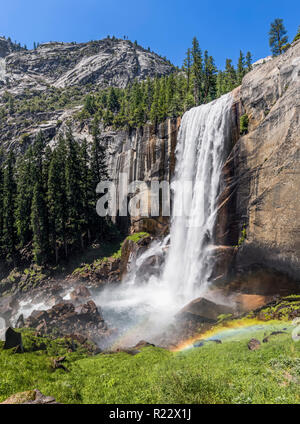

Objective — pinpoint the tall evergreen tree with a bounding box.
[2,152,17,262]
[183,48,192,93]
[30,132,49,264]
[47,139,67,263]
[245,51,252,72]
[15,147,34,248]
[224,59,237,92]
[65,127,85,251]
[31,180,49,265]
[237,51,246,85]
[269,19,289,56]
[203,51,217,102]
[191,37,203,105]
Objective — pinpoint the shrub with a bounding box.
[240,114,249,135]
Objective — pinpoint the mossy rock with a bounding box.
[1,390,36,404]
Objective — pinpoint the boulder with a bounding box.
[15,314,25,329]
[70,285,91,304]
[1,389,58,404]
[248,338,261,351]
[134,340,155,349]
[135,254,164,281]
[177,297,235,322]
[24,300,108,343]
[3,327,23,353]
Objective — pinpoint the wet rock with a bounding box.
[135,255,164,281]
[15,314,25,329]
[70,285,91,304]
[248,338,261,351]
[134,340,155,349]
[193,339,222,348]
[263,331,287,343]
[177,297,235,323]
[3,327,23,352]
[24,300,108,343]
[193,340,205,348]
[52,356,69,372]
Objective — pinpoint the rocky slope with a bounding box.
[0,37,174,95]
[216,40,300,296]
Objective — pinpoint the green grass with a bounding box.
[0,322,299,404]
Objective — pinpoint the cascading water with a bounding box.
[163,92,233,302]
[94,93,233,346]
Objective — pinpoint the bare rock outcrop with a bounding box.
[0,38,174,95]
[216,40,300,294]
[24,300,109,343]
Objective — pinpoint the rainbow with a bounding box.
[172,318,292,352]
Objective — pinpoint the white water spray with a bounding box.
[96,93,233,344]
[163,93,233,302]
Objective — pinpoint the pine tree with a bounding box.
[31,180,49,265]
[183,48,192,93]
[0,158,4,256]
[47,139,67,263]
[245,52,252,72]
[203,51,217,102]
[269,19,289,56]
[107,87,120,113]
[30,132,49,264]
[79,138,94,244]
[237,51,245,85]
[15,147,34,248]
[150,78,160,125]
[65,128,84,251]
[90,121,109,239]
[224,59,237,92]
[293,26,300,42]
[2,152,17,263]
[191,37,203,105]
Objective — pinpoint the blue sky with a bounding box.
[1,0,299,68]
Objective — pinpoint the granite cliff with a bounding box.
[0,37,174,94]
[215,39,300,297]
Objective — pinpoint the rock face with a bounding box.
[24,300,109,343]
[105,118,180,234]
[216,40,300,295]
[177,297,235,323]
[0,38,174,94]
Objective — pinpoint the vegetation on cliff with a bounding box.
[77,37,252,129]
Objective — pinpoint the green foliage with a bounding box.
[240,113,249,135]
[236,224,247,247]
[77,38,252,129]
[0,127,117,266]
[126,232,149,243]
[269,19,289,56]
[293,26,300,42]
[0,323,299,404]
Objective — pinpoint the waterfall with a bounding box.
[95,93,233,345]
[163,92,233,302]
